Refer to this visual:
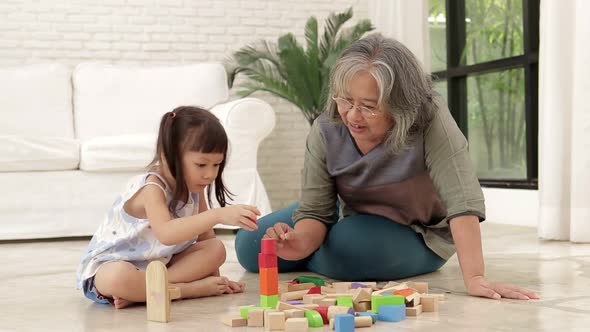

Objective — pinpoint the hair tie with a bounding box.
[169,112,176,119]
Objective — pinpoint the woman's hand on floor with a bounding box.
[466,276,539,300]
[263,222,308,261]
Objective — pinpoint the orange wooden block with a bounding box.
[260,267,279,295]
[394,288,415,297]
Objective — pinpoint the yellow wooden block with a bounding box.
[222,315,247,327]
[146,261,170,323]
[421,295,439,312]
[285,317,308,331]
[284,308,305,318]
[247,309,264,327]
[267,312,286,330]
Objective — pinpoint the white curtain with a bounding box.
[538,0,590,242]
[367,0,430,70]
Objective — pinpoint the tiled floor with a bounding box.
[1,223,589,331]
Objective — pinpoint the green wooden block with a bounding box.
[260,294,278,308]
[371,295,405,313]
[304,310,324,327]
[239,305,268,318]
[336,296,354,307]
[294,276,325,286]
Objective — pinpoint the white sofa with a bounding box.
[0,63,275,240]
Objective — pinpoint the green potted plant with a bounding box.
[225,7,374,125]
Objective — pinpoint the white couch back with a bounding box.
[73,62,229,141]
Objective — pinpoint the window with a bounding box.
[429,0,539,189]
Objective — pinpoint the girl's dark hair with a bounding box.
[148,106,232,216]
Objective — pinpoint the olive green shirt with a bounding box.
[292,96,485,260]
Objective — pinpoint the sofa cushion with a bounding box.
[0,64,74,138]
[72,63,229,142]
[0,136,79,171]
[80,134,156,172]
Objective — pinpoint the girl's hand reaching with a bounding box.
[466,276,539,300]
[217,204,260,231]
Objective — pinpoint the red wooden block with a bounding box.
[261,238,276,255]
[260,267,278,295]
[258,253,278,268]
[394,288,415,297]
[314,306,329,324]
[307,286,321,294]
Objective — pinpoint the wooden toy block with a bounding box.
[247,309,265,327]
[267,311,286,330]
[373,282,408,295]
[353,301,370,312]
[146,261,170,323]
[321,286,337,294]
[405,293,420,307]
[280,289,309,301]
[304,310,324,328]
[260,267,279,295]
[319,298,337,306]
[354,315,373,327]
[377,304,406,322]
[332,282,352,292]
[356,311,378,324]
[264,309,279,326]
[295,276,325,286]
[394,288,415,297]
[336,296,354,308]
[314,306,329,324]
[284,309,305,318]
[240,305,255,318]
[258,253,278,268]
[277,301,313,312]
[371,295,405,313]
[260,294,279,308]
[279,282,290,294]
[285,317,308,331]
[222,315,248,327]
[349,281,377,290]
[167,286,181,300]
[288,282,316,292]
[307,286,322,294]
[382,281,400,288]
[406,304,423,317]
[421,295,439,312]
[261,238,276,255]
[303,294,324,304]
[334,313,355,332]
[325,293,354,298]
[352,288,372,303]
[327,305,355,320]
[408,281,429,294]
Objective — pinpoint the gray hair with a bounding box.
[326,33,435,155]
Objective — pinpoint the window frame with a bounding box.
[431,0,540,189]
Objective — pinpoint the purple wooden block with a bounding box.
[286,300,305,305]
[351,282,369,289]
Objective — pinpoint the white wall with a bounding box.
[0,0,369,211]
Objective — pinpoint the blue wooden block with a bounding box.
[334,313,355,332]
[356,311,377,324]
[377,304,406,322]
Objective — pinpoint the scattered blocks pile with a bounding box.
[221,239,445,330]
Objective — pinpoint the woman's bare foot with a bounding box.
[225,280,246,294]
[112,296,134,309]
[178,276,230,299]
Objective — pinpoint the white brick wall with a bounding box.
[0,0,369,211]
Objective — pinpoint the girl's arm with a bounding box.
[196,188,216,242]
[450,215,539,300]
[142,185,258,246]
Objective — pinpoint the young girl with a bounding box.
[76,106,260,309]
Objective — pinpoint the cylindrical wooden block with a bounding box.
[280,289,309,301]
[353,301,370,312]
[354,316,373,327]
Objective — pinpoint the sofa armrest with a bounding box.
[209,97,275,217]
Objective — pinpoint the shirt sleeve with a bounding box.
[292,119,338,225]
[424,96,486,225]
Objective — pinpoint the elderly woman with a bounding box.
[235,33,538,300]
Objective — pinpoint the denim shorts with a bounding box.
[82,276,113,305]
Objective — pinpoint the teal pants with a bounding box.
[235,202,447,281]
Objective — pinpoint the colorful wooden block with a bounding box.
[247,309,264,327]
[307,286,322,294]
[288,282,316,292]
[327,306,355,320]
[260,267,278,296]
[260,294,279,308]
[222,315,247,327]
[258,253,278,268]
[371,295,405,313]
[267,311,286,330]
[280,289,310,301]
[406,304,423,316]
[314,306,329,324]
[304,310,324,328]
[336,296,354,308]
[377,304,406,322]
[261,238,276,255]
[356,311,378,323]
[295,276,325,286]
[394,288,415,297]
[285,317,308,331]
[334,314,355,332]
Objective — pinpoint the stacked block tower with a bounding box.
[259,238,279,308]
